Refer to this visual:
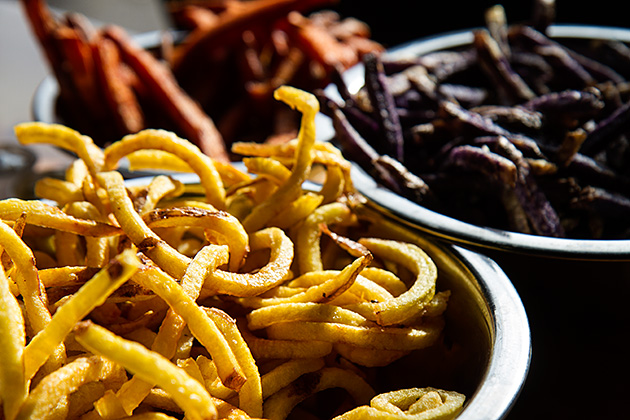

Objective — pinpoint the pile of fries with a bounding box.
[320,0,630,239]
[22,0,383,161]
[0,86,465,419]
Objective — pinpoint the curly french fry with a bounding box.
[240,253,371,308]
[247,302,374,330]
[356,239,438,326]
[296,202,354,273]
[203,227,292,296]
[142,206,248,272]
[265,317,444,351]
[0,199,120,237]
[334,387,465,420]
[14,122,104,176]
[241,86,319,232]
[261,357,325,398]
[97,171,191,279]
[74,322,219,420]
[103,129,226,209]
[204,307,263,418]
[112,244,230,416]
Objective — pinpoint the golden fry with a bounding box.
[142,207,248,272]
[335,387,465,420]
[263,367,375,420]
[113,244,230,415]
[358,239,437,326]
[34,177,84,205]
[204,307,263,418]
[131,266,246,391]
[103,129,226,209]
[240,323,333,360]
[0,199,120,237]
[241,86,319,232]
[14,122,104,176]
[23,249,140,380]
[74,322,218,420]
[247,302,374,331]
[265,317,444,351]
[97,171,191,279]
[0,263,27,420]
[204,227,292,296]
[16,356,125,420]
[261,358,325,399]
[296,202,354,273]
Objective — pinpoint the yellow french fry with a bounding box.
[261,358,325,399]
[24,249,140,380]
[0,221,52,335]
[266,192,324,229]
[16,356,125,420]
[241,86,319,232]
[0,263,27,420]
[334,387,465,420]
[34,177,84,205]
[358,239,438,326]
[295,202,354,274]
[239,323,333,360]
[195,355,237,400]
[242,157,291,185]
[103,129,226,209]
[263,367,374,420]
[265,317,444,352]
[131,267,246,391]
[136,175,186,214]
[204,307,263,418]
[0,199,120,237]
[240,254,371,308]
[14,122,104,177]
[113,244,229,416]
[73,322,218,420]
[142,206,249,272]
[203,227,293,297]
[97,171,190,279]
[247,302,374,331]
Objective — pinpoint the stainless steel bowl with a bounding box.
[125,172,530,419]
[326,25,630,261]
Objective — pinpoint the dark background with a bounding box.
[333,0,628,49]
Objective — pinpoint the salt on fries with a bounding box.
[1,86,465,420]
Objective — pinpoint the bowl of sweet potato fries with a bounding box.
[317,1,630,260]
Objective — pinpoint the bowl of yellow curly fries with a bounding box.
[1,86,529,420]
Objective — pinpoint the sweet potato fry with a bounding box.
[92,37,145,136]
[103,25,229,161]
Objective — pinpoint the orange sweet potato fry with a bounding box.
[92,37,145,136]
[284,11,358,72]
[103,25,229,162]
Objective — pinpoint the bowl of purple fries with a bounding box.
[317,4,630,261]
